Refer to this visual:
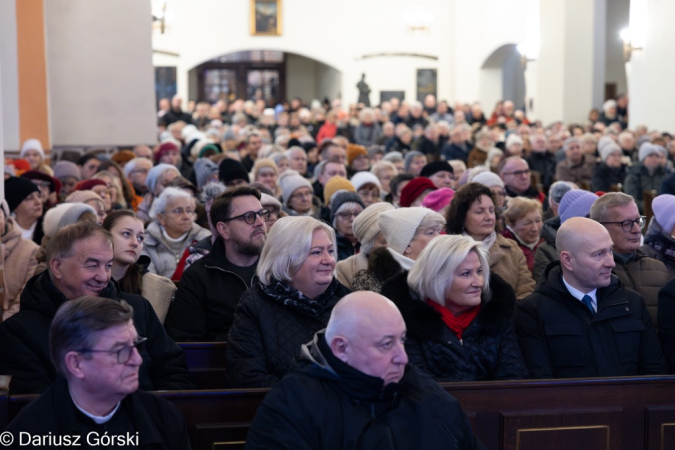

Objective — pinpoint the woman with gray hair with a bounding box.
[227,216,350,388]
[381,234,528,382]
[137,163,181,223]
[142,187,211,280]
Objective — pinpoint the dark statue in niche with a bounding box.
[356,73,371,107]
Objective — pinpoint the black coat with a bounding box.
[381,272,529,382]
[515,262,668,379]
[591,162,627,192]
[245,332,484,450]
[0,272,194,394]
[226,280,350,388]
[657,278,675,372]
[526,152,556,192]
[165,238,257,342]
[6,377,191,450]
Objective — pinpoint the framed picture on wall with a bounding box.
[251,0,282,36]
[416,69,437,103]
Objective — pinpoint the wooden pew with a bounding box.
[4,375,675,449]
[179,342,227,390]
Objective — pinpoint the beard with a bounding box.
[232,231,266,256]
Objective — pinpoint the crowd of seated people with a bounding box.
[4,92,675,447]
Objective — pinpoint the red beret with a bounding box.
[399,177,437,208]
[75,179,107,191]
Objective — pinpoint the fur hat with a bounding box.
[652,194,675,234]
[53,161,82,181]
[279,170,313,207]
[399,177,436,208]
[350,171,381,192]
[20,139,45,159]
[471,171,505,189]
[193,158,219,190]
[65,190,103,205]
[4,177,40,212]
[324,176,355,205]
[559,190,599,224]
[638,142,666,162]
[330,191,365,223]
[43,203,97,238]
[421,187,455,212]
[346,144,368,166]
[420,160,453,179]
[378,207,435,254]
[353,202,394,245]
[146,163,180,193]
[218,159,249,185]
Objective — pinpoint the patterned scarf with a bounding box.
[261,278,339,317]
[645,232,675,263]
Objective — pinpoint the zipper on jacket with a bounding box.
[203,263,250,289]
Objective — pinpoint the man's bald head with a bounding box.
[326,292,401,343]
[556,217,609,256]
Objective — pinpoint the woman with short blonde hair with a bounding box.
[502,197,544,274]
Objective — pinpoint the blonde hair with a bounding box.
[257,216,337,285]
[407,235,490,305]
[370,160,398,179]
[503,197,542,226]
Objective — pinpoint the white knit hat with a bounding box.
[598,142,622,162]
[471,171,505,189]
[378,207,434,254]
[260,192,282,210]
[353,202,394,245]
[43,203,97,238]
[639,142,666,162]
[350,171,381,191]
[20,139,45,159]
[505,133,523,149]
[278,170,313,207]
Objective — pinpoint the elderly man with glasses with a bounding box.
[499,156,546,205]
[166,186,268,342]
[590,192,669,325]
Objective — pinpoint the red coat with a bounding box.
[316,122,337,143]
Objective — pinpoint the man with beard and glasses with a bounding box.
[166,186,268,341]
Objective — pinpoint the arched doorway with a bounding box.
[479,44,526,112]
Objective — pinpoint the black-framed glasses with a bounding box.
[599,216,646,232]
[223,209,270,225]
[77,337,147,364]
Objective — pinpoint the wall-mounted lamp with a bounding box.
[401,7,433,34]
[152,0,173,34]
[620,28,643,62]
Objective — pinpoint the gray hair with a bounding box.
[200,181,227,204]
[563,137,582,151]
[256,216,337,285]
[149,186,194,220]
[548,181,575,205]
[285,146,306,159]
[370,160,398,178]
[407,235,490,305]
[589,192,635,222]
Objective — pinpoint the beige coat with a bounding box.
[1,220,39,321]
[489,234,536,300]
[336,253,369,290]
[141,271,177,324]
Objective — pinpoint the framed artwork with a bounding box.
[251,0,282,36]
[416,69,437,103]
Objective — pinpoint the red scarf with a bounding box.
[426,299,481,340]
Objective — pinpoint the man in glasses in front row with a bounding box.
[0,221,194,394]
[166,186,268,342]
[590,192,669,325]
[5,297,191,450]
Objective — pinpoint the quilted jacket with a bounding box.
[226,279,350,388]
[381,271,529,382]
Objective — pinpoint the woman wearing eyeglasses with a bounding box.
[279,170,321,218]
[227,216,350,388]
[330,191,365,261]
[142,187,211,281]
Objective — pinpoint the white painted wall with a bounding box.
[605,0,629,97]
[0,0,20,152]
[44,0,156,146]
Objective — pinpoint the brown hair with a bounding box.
[445,183,495,235]
[102,210,144,295]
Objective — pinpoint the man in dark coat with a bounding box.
[5,297,191,450]
[245,291,484,450]
[499,157,546,205]
[515,217,668,379]
[166,186,267,341]
[0,221,194,394]
[441,125,470,163]
[159,95,192,127]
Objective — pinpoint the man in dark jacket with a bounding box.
[526,133,556,192]
[499,157,547,205]
[166,186,267,341]
[159,95,192,127]
[441,125,470,163]
[245,291,484,450]
[515,217,668,379]
[0,222,194,394]
[5,297,191,450]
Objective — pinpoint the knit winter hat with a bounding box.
[652,194,675,233]
[260,192,282,210]
[505,133,523,149]
[53,160,82,181]
[638,142,666,162]
[253,158,279,180]
[346,144,368,166]
[324,176,355,205]
[193,158,220,190]
[154,141,180,164]
[421,188,455,212]
[20,139,45,159]
[598,142,623,162]
[471,171,505,189]
[420,161,454,179]
[399,177,437,208]
[352,202,394,245]
[597,136,616,154]
[218,159,249,185]
[74,179,107,191]
[350,171,381,192]
[279,170,313,207]
[190,138,216,160]
[330,191,365,223]
[65,190,103,205]
[43,203,97,238]
[404,151,425,172]
[146,163,180,193]
[21,170,58,193]
[378,207,435,254]
[198,144,222,159]
[559,190,599,224]
[110,150,136,167]
[4,177,40,212]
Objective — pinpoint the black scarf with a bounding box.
[261,278,339,317]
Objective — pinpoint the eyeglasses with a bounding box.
[337,211,360,220]
[502,169,531,177]
[291,190,313,200]
[170,207,195,216]
[599,216,646,232]
[77,337,147,364]
[129,168,149,175]
[223,209,270,225]
[31,180,52,189]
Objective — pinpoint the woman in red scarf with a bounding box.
[381,234,529,381]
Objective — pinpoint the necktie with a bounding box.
[581,295,595,315]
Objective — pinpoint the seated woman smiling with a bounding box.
[381,234,529,382]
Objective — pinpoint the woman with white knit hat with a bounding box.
[279,170,320,218]
[350,171,382,207]
[20,139,53,176]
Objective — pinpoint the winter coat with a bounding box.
[501,229,544,274]
[316,122,337,144]
[336,234,359,262]
[381,272,529,382]
[554,154,596,185]
[1,219,39,321]
[353,123,382,147]
[526,152,556,192]
[441,142,470,163]
[591,163,627,192]
[245,331,484,450]
[0,272,194,394]
[624,163,669,213]
[611,250,669,326]
[533,216,561,283]
[488,234,536,300]
[641,218,675,279]
[657,278,675,371]
[467,146,488,168]
[165,239,257,342]
[351,247,407,293]
[515,261,668,379]
[335,252,368,290]
[226,279,350,388]
[142,221,212,279]
[6,377,191,450]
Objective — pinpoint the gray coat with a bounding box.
[142,221,212,278]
